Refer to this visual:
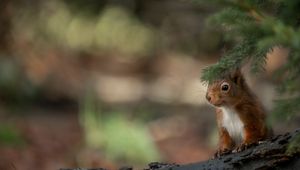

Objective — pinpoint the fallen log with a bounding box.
[145,128,300,170]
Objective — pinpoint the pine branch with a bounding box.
[250,46,272,73]
[201,40,255,83]
[208,7,254,26]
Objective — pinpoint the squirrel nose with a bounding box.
[206,94,211,102]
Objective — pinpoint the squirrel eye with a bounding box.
[221,82,230,92]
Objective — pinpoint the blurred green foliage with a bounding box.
[79,91,161,164]
[0,124,25,147]
[8,0,224,58]
[14,1,157,57]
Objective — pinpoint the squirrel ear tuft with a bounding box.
[230,68,244,85]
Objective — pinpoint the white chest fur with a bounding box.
[221,107,244,143]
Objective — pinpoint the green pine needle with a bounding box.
[201,40,254,83]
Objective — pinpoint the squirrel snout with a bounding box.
[206,94,211,102]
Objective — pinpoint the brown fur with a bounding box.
[206,69,270,152]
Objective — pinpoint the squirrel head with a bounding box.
[206,69,246,107]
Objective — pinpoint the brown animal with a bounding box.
[206,69,271,156]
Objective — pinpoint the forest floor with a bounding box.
[0,106,214,170]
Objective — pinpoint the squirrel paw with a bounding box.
[233,142,257,153]
[233,144,247,153]
[213,149,231,158]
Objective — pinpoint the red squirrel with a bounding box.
[206,69,271,156]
